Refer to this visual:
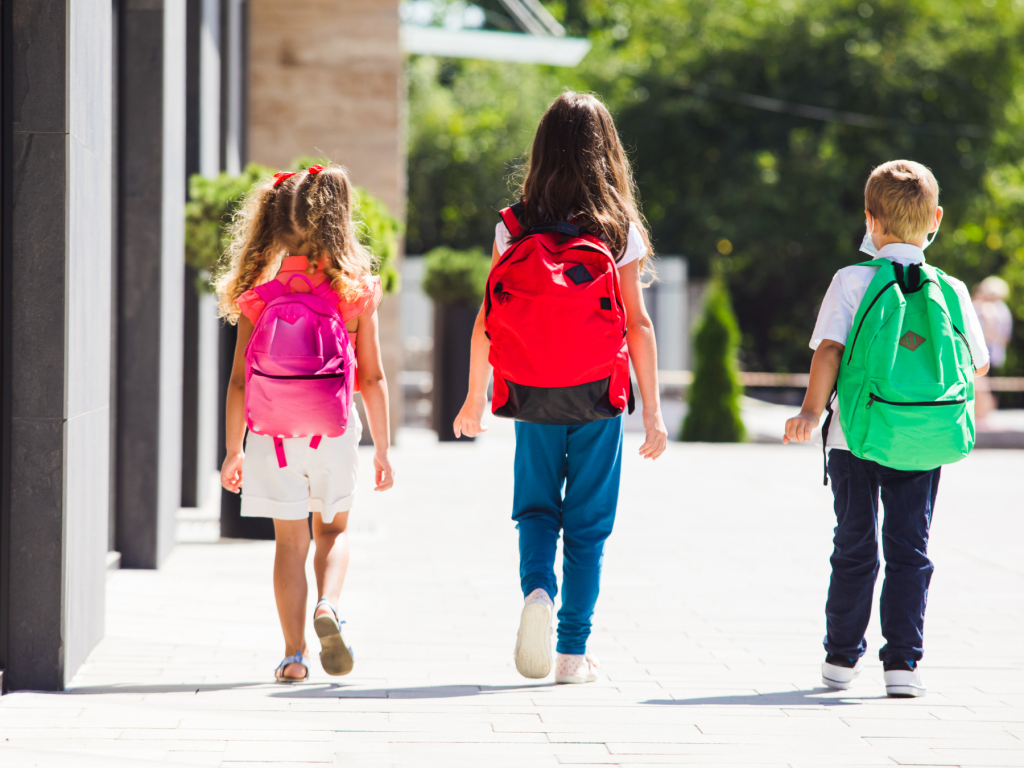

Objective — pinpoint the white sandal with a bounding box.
[274,652,310,683]
[313,598,354,676]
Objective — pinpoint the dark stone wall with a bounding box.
[4,0,113,690]
[116,0,185,569]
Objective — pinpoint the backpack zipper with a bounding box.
[846,280,897,364]
[252,370,346,380]
[867,393,966,409]
[952,324,975,368]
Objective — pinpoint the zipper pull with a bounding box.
[867,395,875,409]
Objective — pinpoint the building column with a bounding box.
[1,0,113,690]
[115,1,187,569]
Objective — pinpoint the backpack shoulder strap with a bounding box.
[253,280,287,304]
[500,203,525,239]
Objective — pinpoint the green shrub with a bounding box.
[185,163,272,280]
[681,278,746,443]
[185,160,401,293]
[421,246,490,306]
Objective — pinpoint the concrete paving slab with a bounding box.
[0,425,1021,766]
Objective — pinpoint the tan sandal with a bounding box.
[313,598,354,676]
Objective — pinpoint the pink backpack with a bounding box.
[245,275,356,467]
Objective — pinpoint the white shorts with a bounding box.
[241,413,361,523]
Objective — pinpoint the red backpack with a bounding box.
[485,203,634,425]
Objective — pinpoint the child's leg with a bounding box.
[557,416,623,655]
[877,466,940,663]
[512,422,569,600]
[824,450,882,660]
[311,511,350,617]
[273,518,312,678]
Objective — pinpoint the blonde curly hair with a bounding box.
[215,163,377,323]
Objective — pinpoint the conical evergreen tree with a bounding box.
[681,278,746,442]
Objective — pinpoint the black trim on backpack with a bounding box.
[528,221,582,238]
[495,377,624,425]
[821,385,837,486]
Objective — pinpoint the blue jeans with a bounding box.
[512,417,623,655]
[825,449,940,663]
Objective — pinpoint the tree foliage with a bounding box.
[406,56,568,254]
[406,0,1024,375]
[681,277,746,443]
[421,246,491,306]
[186,161,402,292]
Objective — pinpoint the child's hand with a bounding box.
[374,450,395,491]
[452,396,488,439]
[783,412,819,444]
[639,408,668,460]
[221,452,244,493]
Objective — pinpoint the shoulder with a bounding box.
[337,275,382,323]
[236,287,266,325]
[615,222,648,267]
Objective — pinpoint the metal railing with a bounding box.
[658,371,1024,391]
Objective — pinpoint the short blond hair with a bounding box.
[864,160,939,242]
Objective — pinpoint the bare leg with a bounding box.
[311,511,350,619]
[273,518,311,679]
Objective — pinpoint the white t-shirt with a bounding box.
[494,220,648,267]
[810,243,990,450]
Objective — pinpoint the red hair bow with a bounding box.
[307,164,324,175]
[272,171,297,187]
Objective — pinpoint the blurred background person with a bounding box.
[972,276,1013,422]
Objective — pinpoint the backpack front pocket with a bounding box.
[857,382,972,470]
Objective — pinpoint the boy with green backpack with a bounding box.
[784,160,990,697]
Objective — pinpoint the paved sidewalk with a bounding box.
[2,421,1023,767]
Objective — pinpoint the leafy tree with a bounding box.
[405,56,569,254]
[574,0,1024,373]
[681,276,745,443]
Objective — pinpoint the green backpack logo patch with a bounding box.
[835,259,975,473]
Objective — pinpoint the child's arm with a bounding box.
[355,305,394,491]
[618,259,668,460]
[221,317,255,493]
[783,340,845,444]
[452,242,501,439]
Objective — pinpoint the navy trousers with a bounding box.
[825,449,940,663]
[512,416,623,655]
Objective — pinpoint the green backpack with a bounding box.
[824,259,975,477]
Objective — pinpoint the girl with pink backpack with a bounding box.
[216,164,394,683]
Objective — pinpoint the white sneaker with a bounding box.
[514,589,553,679]
[555,653,599,684]
[884,662,926,698]
[821,654,864,690]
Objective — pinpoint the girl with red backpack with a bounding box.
[216,164,395,683]
[453,92,668,683]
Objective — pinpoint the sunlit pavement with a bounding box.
[2,419,1023,767]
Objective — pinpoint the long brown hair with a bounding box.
[215,172,300,323]
[291,164,377,302]
[519,91,652,271]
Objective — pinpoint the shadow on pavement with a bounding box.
[271,683,556,699]
[644,688,881,706]
[62,683,279,695]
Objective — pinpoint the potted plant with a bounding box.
[421,246,490,441]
